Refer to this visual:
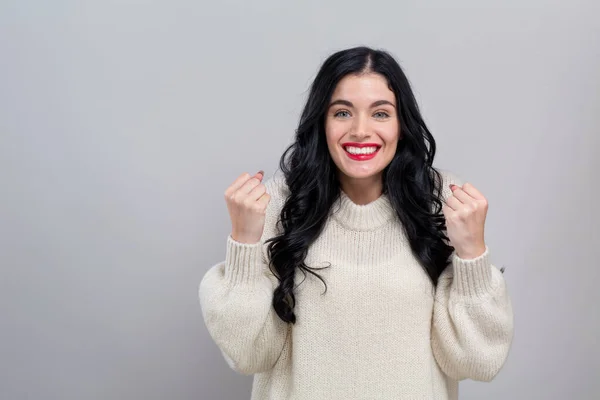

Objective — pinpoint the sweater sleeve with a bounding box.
[198,177,290,375]
[431,248,514,381]
[430,169,514,381]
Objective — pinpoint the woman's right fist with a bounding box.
[224,171,271,244]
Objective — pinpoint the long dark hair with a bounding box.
[265,46,452,324]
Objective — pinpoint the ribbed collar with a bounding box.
[330,189,396,231]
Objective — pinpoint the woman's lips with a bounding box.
[343,146,380,161]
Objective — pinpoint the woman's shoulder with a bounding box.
[260,172,290,241]
[262,171,290,204]
[435,168,463,186]
[434,168,464,203]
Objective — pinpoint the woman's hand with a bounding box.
[224,171,271,245]
[442,183,488,259]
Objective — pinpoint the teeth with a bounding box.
[345,146,378,155]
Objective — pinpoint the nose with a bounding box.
[350,114,370,139]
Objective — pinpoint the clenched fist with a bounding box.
[224,171,271,244]
[442,183,488,260]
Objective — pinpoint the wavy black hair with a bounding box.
[265,46,452,324]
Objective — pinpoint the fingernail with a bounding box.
[257,170,264,176]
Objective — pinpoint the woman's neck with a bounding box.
[338,173,384,205]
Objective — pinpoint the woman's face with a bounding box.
[325,73,400,184]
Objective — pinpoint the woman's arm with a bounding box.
[431,169,514,381]
[199,177,290,375]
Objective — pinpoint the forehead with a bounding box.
[331,73,395,103]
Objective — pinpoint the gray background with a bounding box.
[1,1,598,399]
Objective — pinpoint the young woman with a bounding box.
[199,46,514,400]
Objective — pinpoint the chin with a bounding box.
[338,168,383,181]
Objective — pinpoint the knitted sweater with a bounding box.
[199,170,514,400]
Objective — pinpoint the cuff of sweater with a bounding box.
[451,246,494,298]
[224,234,264,287]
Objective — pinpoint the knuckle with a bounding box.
[242,197,253,207]
[233,193,245,205]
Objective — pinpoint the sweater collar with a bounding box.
[330,189,396,231]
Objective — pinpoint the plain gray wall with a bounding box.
[1,1,598,399]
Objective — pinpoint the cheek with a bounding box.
[382,122,400,143]
[325,120,346,144]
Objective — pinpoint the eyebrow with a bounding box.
[328,99,396,108]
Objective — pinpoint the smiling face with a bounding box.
[325,72,400,188]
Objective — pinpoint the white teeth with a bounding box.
[345,146,378,155]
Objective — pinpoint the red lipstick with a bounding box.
[341,142,382,161]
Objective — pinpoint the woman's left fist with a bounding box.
[442,182,488,260]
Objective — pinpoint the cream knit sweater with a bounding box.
[199,170,514,400]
